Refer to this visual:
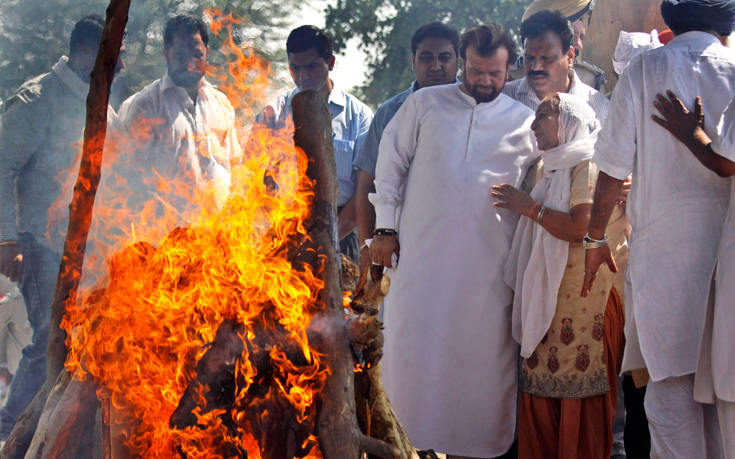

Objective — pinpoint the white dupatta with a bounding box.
[505,93,601,358]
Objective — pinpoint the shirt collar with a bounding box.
[287,80,346,108]
[51,56,89,101]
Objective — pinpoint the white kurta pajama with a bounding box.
[370,83,537,457]
[593,32,735,458]
[695,97,735,458]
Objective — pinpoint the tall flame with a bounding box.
[62,9,328,457]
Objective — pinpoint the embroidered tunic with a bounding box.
[520,161,627,399]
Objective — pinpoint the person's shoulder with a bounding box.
[205,83,236,112]
[117,78,163,122]
[497,92,535,117]
[502,77,523,96]
[376,87,413,113]
[342,90,373,116]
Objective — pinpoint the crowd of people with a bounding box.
[0,0,733,458]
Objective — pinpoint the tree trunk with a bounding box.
[291,91,398,459]
[0,1,130,457]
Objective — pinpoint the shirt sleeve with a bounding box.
[353,107,385,176]
[593,69,637,180]
[369,94,421,229]
[711,96,735,162]
[569,160,599,208]
[0,89,50,241]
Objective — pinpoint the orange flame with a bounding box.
[62,9,328,457]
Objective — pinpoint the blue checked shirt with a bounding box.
[275,86,373,206]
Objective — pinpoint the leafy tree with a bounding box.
[325,0,532,107]
[0,0,303,106]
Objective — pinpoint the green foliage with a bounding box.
[325,0,533,106]
[0,0,300,106]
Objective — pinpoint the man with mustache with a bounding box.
[370,24,538,458]
[353,22,459,272]
[504,9,607,121]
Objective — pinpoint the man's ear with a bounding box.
[163,46,169,59]
[328,55,335,71]
[566,46,575,65]
[410,53,416,71]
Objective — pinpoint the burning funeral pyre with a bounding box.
[4,7,409,459]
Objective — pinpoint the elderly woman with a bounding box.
[491,93,627,459]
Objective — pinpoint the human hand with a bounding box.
[490,184,536,217]
[369,234,399,268]
[652,91,711,148]
[0,243,23,283]
[617,177,632,209]
[581,244,617,297]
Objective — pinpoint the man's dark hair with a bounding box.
[69,15,105,56]
[520,10,574,52]
[410,22,460,55]
[286,25,333,61]
[164,15,209,49]
[459,23,518,66]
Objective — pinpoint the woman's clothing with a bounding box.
[519,288,625,459]
[517,160,627,398]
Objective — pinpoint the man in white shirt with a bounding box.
[114,15,237,220]
[503,9,608,121]
[370,24,537,459]
[582,1,735,457]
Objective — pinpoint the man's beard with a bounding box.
[462,79,501,103]
[169,70,204,89]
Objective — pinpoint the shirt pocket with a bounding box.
[333,139,355,181]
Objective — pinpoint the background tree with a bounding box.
[325,0,532,107]
[0,0,304,107]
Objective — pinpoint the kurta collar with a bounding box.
[51,56,90,101]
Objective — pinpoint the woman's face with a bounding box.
[531,101,560,151]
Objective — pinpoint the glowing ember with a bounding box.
[61,9,328,458]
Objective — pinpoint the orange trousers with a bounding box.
[518,288,625,459]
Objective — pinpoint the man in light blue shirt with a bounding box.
[352,22,459,267]
[260,25,372,262]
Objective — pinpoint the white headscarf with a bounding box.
[504,93,600,358]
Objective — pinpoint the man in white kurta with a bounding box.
[369,24,537,458]
[583,3,735,455]
[653,92,735,458]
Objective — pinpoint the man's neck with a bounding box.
[319,78,334,100]
[67,59,91,84]
[533,72,573,101]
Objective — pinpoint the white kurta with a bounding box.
[695,97,735,405]
[370,83,537,457]
[593,32,735,381]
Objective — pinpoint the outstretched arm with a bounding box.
[652,90,735,178]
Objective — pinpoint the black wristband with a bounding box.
[373,228,397,237]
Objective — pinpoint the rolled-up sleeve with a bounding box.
[712,96,735,162]
[369,94,420,229]
[593,70,637,180]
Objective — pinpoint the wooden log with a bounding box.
[292,91,399,459]
[1,2,130,457]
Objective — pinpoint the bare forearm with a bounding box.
[588,172,624,239]
[355,171,376,245]
[530,203,591,242]
[685,132,735,177]
[338,197,357,241]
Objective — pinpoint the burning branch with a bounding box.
[1,1,130,457]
